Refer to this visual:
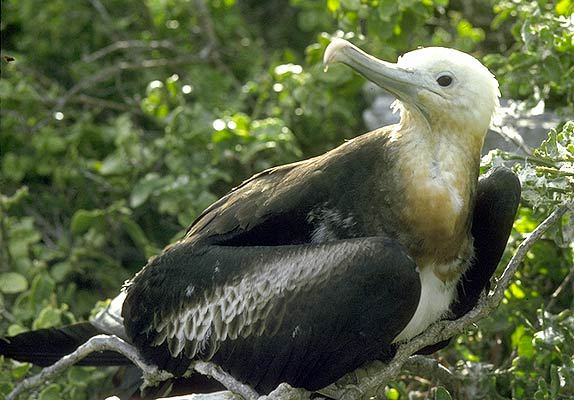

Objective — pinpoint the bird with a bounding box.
[0,38,520,396]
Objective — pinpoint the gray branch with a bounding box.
[87,0,123,41]
[8,204,570,400]
[82,40,177,63]
[7,335,172,400]
[7,336,252,400]
[157,392,242,400]
[192,361,260,400]
[31,54,207,132]
[403,355,462,396]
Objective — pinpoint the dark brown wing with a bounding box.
[184,158,315,242]
[181,130,396,247]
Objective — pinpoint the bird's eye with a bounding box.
[437,75,453,87]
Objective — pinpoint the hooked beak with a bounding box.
[323,38,420,104]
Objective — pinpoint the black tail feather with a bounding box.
[0,322,132,367]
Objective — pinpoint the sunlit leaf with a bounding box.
[0,272,28,294]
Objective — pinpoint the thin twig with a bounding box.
[488,204,570,307]
[192,0,241,88]
[193,361,260,400]
[7,335,172,400]
[32,54,206,132]
[547,268,573,310]
[88,0,123,41]
[490,124,533,156]
[82,40,177,63]
[7,335,260,400]
[192,0,220,51]
[72,94,143,113]
[157,392,242,399]
[403,356,461,397]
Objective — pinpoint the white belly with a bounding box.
[393,266,457,343]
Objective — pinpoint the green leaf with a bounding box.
[130,173,169,208]
[542,56,563,83]
[0,382,14,396]
[97,153,130,176]
[435,387,453,400]
[550,364,560,397]
[556,0,574,15]
[385,387,400,400]
[340,0,360,11]
[69,386,88,400]
[68,366,96,382]
[8,217,41,261]
[33,306,62,329]
[30,273,56,308]
[517,334,535,359]
[7,324,27,336]
[39,384,61,400]
[70,209,105,235]
[50,262,72,282]
[11,362,32,379]
[511,325,526,347]
[509,282,526,299]
[327,0,340,13]
[0,272,28,294]
[121,215,160,258]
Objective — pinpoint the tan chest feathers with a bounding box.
[401,166,471,263]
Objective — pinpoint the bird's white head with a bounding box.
[324,39,500,139]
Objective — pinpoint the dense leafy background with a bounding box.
[0,0,572,399]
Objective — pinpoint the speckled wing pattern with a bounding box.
[149,244,353,359]
[123,236,420,390]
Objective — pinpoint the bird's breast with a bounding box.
[394,134,476,271]
[393,261,459,342]
[404,172,465,240]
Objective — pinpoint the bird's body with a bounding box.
[0,39,521,397]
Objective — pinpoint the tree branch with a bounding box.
[8,205,570,400]
[157,392,242,400]
[192,361,260,400]
[87,0,124,41]
[31,54,207,132]
[547,267,573,310]
[7,335,171,400]
[403,356,462,396]
[191,0,241,88]
[192,0,220,52]
[82,40,177,63]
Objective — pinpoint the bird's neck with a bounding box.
[391,111,484,281]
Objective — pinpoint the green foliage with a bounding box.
[0,0,572,398]
[485,0,574,116]
[453,122,573,399]
[514,121,574,210]
[434,387,453,400]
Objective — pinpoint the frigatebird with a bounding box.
[0,39,520,395]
